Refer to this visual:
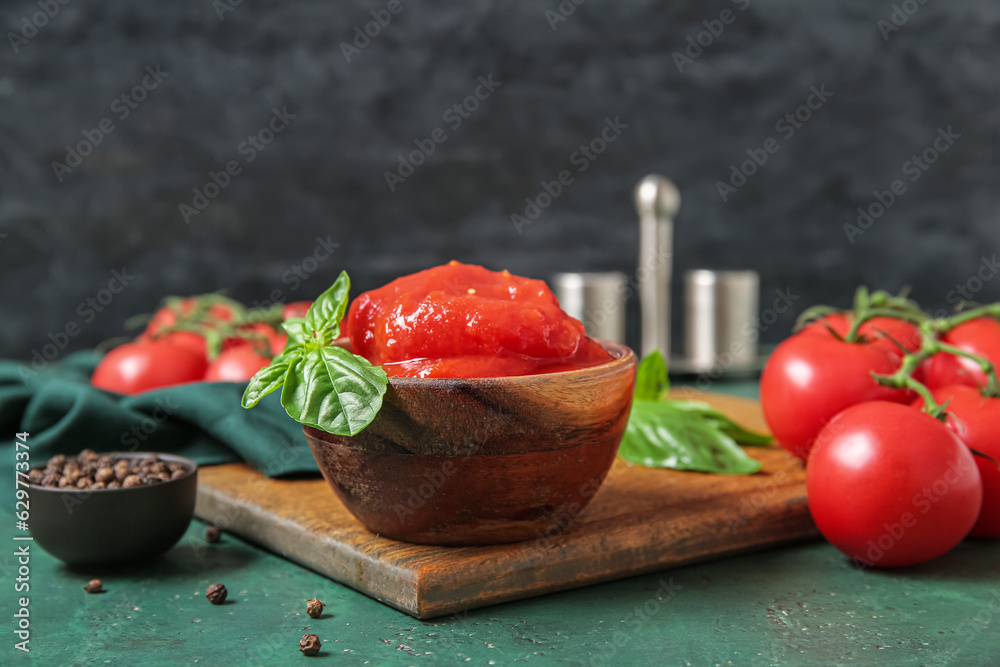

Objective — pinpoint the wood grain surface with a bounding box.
[302,340,636,545]
[195,390,818,618]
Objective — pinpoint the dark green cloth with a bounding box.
[0,351,318,506]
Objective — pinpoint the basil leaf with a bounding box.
[619,401,763,475]
[241,360,292,408]
[274,341,305,363]
[663,400,773,447]
[279,346,388,436]
[634,351,669,401]
[283,318,309,345]
[304,271,350,341]
[243,270,387,437]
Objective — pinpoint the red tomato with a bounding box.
[227,323,282,356]
[923,318,1000,390]
[204,346,272,382]
[800,313,922,353]
[282,301,313,320]
[760,332,911,460]
[807,401,982,567]
[145,298,238,336]
[92,340,208,394]
[151,331,209,363]
[914,386,1000,538]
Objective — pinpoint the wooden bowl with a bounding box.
[29,453,197,568]
[303,340,636,545]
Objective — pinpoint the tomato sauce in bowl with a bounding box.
[345,261,613,378]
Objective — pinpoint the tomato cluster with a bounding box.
[91,298,312,395]
[761,296,1000,567]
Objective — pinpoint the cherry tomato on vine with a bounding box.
[92,340,208,395]
[914,385,1000,538]
[147,330,209,363]
[807,401,982,567]
[204,346,272,383]
[144,298,239,338]
[922,318,1000,390]
[760,331,911,460]
[223,322,279,355]
[800,313,922,353]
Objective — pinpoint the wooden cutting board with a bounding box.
[194,390,818,619]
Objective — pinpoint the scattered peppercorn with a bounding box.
[205,525,221,543]
[299,634,321,656]
[206,583,228,605]
[27,452,190,491]
[305,598,325,619]
[84,579,103,594]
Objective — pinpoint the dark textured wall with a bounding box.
[2,0,999,361]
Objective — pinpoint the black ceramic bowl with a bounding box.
[28,452,198,568]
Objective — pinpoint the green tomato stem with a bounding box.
[935,303,1000,333]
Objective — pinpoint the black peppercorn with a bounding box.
[28,452,190,490]
[299,634,321,656]
[205,525,221,543]
[305,598,325,619]
[206,583,227,605]
[84,579,102,594]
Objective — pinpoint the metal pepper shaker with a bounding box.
[634,175,681,359]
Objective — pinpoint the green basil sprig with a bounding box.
[241,271,388,436]
[618,352,771,475]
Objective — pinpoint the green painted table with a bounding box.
[8,380,1000,666]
